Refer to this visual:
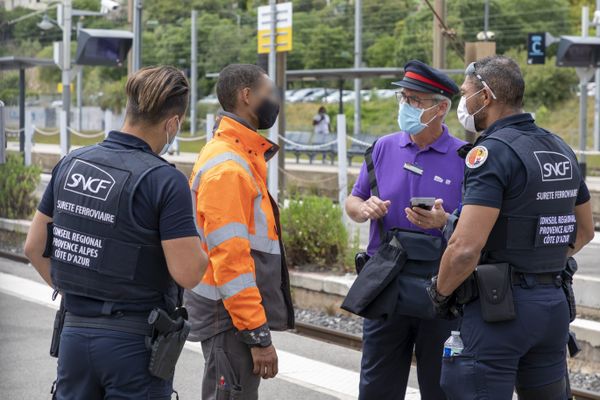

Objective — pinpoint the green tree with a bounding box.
[365,34,396,67]
[505,49,577,110]
[448,0,572,54]
[395,10,434,65]
[0,72,20,104]
[303,25,352,69]
[360,0,413,52]
[98,76,128,112]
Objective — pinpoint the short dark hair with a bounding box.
[469,55,525,108]
[125,65,189,124]
[216,64,267,112]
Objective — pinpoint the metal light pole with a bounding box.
[0,100,5,165]
[76,20,83,132]
[577,6,592,179]
[267,0,279,201]
[595,0,600,151]
[353,0,362,136]
[337,114,348,222]
[61,0,72,153]
[132,0,142,72]
[483,0,489,41]
[432,0,446,69]
[19,68,25,153]
[190,9,198,136]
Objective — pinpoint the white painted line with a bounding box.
[0,271,60,308]
[591,232,600,245]
[572,318,600,331]
[571,317,600,347]
[0,271,420,400]
[576,274,600,283]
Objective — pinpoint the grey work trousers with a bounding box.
[201,329,261,400]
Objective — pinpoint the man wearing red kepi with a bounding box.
[346,60,466,400]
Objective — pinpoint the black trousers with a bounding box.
[440,284,569,400]
[359,313,459,400]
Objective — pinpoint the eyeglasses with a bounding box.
[465,62,497,100]
[395,90,439,108]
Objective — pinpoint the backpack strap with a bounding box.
[364,141,386,239]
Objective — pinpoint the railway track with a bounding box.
[1,251,599,399]
[295,321,363,350]
[0,250,28,264]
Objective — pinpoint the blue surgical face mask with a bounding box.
[159,117,181,156]
[397,102,439,136]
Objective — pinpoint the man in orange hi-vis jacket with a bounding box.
[184,63,294,400]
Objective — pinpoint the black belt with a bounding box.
[64,312,153,336]
[511,271,562,286]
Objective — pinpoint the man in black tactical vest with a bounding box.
[24,65,208,399]
[427,56,595,400]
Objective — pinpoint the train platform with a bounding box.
[0,256,422,399]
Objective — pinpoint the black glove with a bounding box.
[426,276,462,320]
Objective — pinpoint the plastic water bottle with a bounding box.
[443,331,464,358]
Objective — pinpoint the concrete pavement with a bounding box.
[0,257,423,400]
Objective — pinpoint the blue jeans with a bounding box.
[54,327,173,400]
[440,284,569,400]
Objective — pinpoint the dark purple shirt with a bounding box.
[352,126,466,255]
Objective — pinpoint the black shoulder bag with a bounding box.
[341,143,407,319]
[341,143,443,320]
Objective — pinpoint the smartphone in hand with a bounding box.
[410,197,436,211]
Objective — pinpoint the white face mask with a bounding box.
[159,117,181,156]
[457,89,486,133]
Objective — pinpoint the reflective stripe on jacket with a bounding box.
[184,113,294,343]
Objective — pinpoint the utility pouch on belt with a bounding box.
[568,331,581,358]
[50,296,66,358]
[562,257,578,323]
[147,307,191,380]
[475,263,516,323]
[562,257,581,359]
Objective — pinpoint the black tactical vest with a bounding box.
[49,144,179,309]
[478,127,581,273]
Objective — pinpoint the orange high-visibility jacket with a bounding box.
[184,113,294,344]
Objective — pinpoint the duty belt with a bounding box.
[510,271,562,286]
[64,312,153,336]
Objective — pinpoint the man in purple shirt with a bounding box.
[345,60,466,400]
